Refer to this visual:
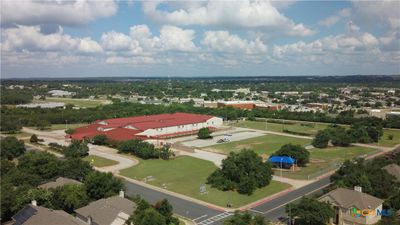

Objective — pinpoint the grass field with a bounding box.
[120,156,291,207]
[278,146,379,179]
[83,155,118,167]
[33,97,109,108]
[234,120,329,136]
[49,123,88,131]
[205,134,311,155]
[379,129,400,147]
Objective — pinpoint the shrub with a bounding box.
[198,127,212,139]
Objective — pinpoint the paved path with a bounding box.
[179,149,227,167]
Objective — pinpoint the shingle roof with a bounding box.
[12,205,85,225]
[383,163,400,182]
[74,196,136,225]
[321,188,384,209]
[38,177,82,190]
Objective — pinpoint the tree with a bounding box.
[84,171,124,200]
[15,188,54,211]
[137,208,166,225]
[65,128,75,135]
[52,184,89,213]
[272,144,310,167]
[287,197,334,225]
[59,158,93,181]
[1,182,17,220]
[1,136,26,160]
[154,199,179,225]
[92,134,108,145]
[198,127,212,139]
[159,146,174,160]
[207,150,273,195]
[17,151,61,180]
[63,140,89,158]
[30,134,39,143]
[312,130,330,148]
[224,211,268,225]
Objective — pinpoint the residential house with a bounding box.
[319,187,384,225]
[38,177,82,190]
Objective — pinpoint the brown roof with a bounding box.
[74,196,136,225]
[38,177,82,190]
[383,163,400,182]
[321,188,384,209]
[12,204,85,225]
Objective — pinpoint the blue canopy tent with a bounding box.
[268,156,296,170]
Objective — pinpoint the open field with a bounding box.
[233,120,329,136]
[120,156,291,207]
[278,146,380,180]
[83,155,119,167]
[204,134,311,155]
[33,97,109,108]
[49,123,88,131]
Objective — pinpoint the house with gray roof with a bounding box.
[38,177,82,190]
[319,187,384,225]
[383,163,400,182]
[11,201,85,225]
[74,191,136,225]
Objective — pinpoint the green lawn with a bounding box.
[49,123,88,131]
[120,156,291,207]
[33,97,109,108]
[205,134,311,155]
[83,155,118,167]
[234,120,329,136]
[378,129,400,147]
[278,146,380,180]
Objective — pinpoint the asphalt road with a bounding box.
[123,180,228,225]
[249,176,332,221]
[123,176,332,225]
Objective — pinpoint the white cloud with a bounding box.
[142,0,315,37]
[101,31,133,51]
[352,0,400,30]
[1,0,117,27]
[159,25,197,51]
[319,8,351,27]
[1,25,103,54]
[202,31,267,54]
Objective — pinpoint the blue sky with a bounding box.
[1,0,399,78]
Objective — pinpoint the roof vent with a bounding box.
[119,190,125,198]
[354,186,362,193]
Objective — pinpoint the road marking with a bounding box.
[247,208,264,214]
[193,214,208,222]
[197,212,233,225]
[255,182,332,215]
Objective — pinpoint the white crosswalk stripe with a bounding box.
[197,212,234,225]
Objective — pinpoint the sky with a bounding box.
[1,0,400,78]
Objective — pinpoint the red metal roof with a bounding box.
[71,112,216,142]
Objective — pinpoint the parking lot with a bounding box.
[181,130,265,148]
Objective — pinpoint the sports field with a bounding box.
[120,156,291,207]
[204,134,311,155]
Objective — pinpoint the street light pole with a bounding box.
[280,158,283,177]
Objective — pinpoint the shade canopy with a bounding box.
[268,156,295,164]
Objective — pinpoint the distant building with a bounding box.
[48,90,75,97]
[75,192,136,225]
[203,101,218,108]
[16,102,65,109]
[38,177,82,190]
[69,112,223,141]
[12,202,85,225]
[255,103,284,110]
[217,101,255,110]
[319,187,384,225]
[305,103,330,110]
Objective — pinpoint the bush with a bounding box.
[198,127,212,139]
[30,134,39,143]
[1,136,26,160]
[312,130,330,148]
[65,128,75,135]
[92,134,108,145]
[117,139,159,159]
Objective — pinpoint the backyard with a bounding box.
[120,156,291,207]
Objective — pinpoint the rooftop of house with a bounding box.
[74,195,136,225]
[383,163,400,182]
[38,177,82,190]
[12,204,85,225]
[320,187,384,210]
